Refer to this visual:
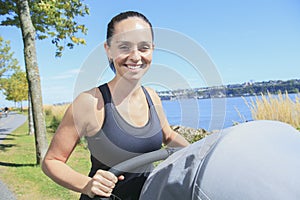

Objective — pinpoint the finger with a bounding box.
[118,175,125,181]
[91,185,112,198]
[94,179,114,193]
[91,179,114,197]
[97,170,118,183]
[93,174,116,189]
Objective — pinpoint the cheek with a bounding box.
[110,50,120,59]
[112,53,127,63]
[143,52,153,63]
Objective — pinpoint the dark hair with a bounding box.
[106,11,154,73]
[106,11,154,46]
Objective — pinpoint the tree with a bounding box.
[0,36,20,83]
[1,0,89,164]
[1,0,89,57]
[2,71,28,109]
[27,94,34,135]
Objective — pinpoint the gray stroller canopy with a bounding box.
[140,120,300,200]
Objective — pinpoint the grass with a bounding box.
[0,117,90,199]
[245,91,300,129]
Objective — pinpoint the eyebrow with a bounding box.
[115,40,152,44]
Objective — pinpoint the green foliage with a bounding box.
[0,0,89,57]
[44,107,53,116]
[1,71,28,103]
[0,36,23,105]
[0,36,20,81]
[171,125,209,143]
[48,115,60,133]
[192,133,206,143]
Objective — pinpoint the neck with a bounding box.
[108,77,142,100]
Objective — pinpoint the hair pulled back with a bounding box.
[106,11,154,46]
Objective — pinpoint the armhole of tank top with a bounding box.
[98,83,110,104]
[142,86,154,107]
[86,84,108,138]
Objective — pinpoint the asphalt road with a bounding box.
[0,112,27,200]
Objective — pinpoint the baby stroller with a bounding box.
[96,120,300,200]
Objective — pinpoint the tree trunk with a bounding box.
[17,0,48,165]
[28,93,35,135]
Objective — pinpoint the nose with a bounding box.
[128,48,141,61]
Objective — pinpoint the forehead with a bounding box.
[112,17,152,42]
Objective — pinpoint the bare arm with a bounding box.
[146,88,190,147]
[42,108,90,192]
[42,89,121,198]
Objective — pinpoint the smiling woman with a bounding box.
[105,19,154,81]
[41,11,189,200]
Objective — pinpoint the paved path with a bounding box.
[0,112,27,200]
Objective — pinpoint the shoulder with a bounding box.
[69,87,105,132]
[69,87,105,124]
[143,86,162,105]
[72,87,104,109]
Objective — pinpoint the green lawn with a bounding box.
[0,120,90,200]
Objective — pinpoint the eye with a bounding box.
[118,44,130,50]
[138,43,151,52]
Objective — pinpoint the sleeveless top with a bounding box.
[80,83,163,200]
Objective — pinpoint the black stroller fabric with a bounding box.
[139,120,300,200]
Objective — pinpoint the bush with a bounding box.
[48,116,60,133]
[44,107,52,116]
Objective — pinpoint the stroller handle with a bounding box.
[93,147,181,200]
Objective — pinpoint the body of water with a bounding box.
[162,94,298,131]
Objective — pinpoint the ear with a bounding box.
[104,42,112,59]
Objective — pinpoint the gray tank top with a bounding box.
[85,83,163,176]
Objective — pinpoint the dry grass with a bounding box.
[245,91,300,129]
[44,103,70,120]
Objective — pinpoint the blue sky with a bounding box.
[0,0,300,106]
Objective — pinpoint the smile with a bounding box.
[125,64,146,69]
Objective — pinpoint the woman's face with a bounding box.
[105,17,154,81]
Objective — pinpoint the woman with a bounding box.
[42,11,189,200]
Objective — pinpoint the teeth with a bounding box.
[127,65,140,69]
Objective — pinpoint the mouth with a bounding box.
[124,64,146,70]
